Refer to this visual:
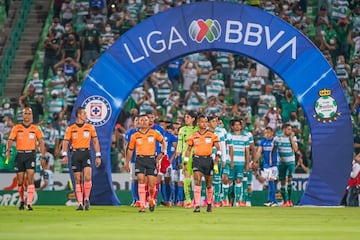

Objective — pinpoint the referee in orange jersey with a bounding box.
[185,114,221,213]
[62,107,101,211]
[125,114,166,213]
[6,106,46,210]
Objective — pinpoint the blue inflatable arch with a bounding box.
[73,2,353,206]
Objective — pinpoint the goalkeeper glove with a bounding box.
[5,157,9,165]
[213,164,219,174]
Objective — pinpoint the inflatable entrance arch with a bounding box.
[72,2,353,206]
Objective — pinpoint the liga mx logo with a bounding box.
[189,19,221,43]
[82,95,112,126]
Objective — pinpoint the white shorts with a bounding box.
[171,169,180,183]
[130,162,137,181]
[263,166,278,181]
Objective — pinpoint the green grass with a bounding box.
[0,206,359,239]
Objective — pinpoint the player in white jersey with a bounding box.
[227,119,250,207]
[271,123,299,207]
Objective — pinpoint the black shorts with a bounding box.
[192,155,213,176]
[71,149,91,172]
[135,155,157,176]
[14,152,36,172]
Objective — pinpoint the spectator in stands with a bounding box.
[138,91,156,115]
[334,17,352,61]
[246,64,265,116]
[90,7,107,31]
[116,8,136,35]
[64,80,80,120]
[290,4,311,34]
[197,52,213,92]
[61,32,81,62]
[75,0,90,24]
[1,99,15,120]
[257,84,277,120]
[43,28,60,81]
[181,60,200,97]
[50,16,65,39]
[81,18,100,68]
[230,59,249,105]
[61,0,75,26]
[151,67,172,107]
[61,22,80,49]
[19,84,44,124]
[184,81,205,112]
[46,89,67,122]
[280,88,299,123]
[53,0,65,18]
[99,22,115,53]
[48,66,67,96]
[205,63,226,100]
[27,70,46,101]
[167,58,184,91]
[54,57,81,83]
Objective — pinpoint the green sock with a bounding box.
[247,188,252,203]
[287,183,292,201]
[242,180,247,202]
[235,183,242,203]
[184,178,192,203]
[280,186,288,202]
[213,180,221,203]
[222,184,229,202]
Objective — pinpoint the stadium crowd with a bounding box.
[0,0,360,206]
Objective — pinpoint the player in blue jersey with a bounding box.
[124,115,139,207]
[254,126,278,207]
[163,124,178,206]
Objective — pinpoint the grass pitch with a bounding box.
[0,206,359,239]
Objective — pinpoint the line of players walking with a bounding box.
[125,111,299,212]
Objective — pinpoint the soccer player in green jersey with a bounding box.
[175,111,198,208]
[271,123,298,207]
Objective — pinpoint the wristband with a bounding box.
[61,152,67,157]
[42,156,47,160]
[184,157,189,163]
[96,152,101,157]
[216,151,221,156]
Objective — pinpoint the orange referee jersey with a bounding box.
[8,124,43,151]
[64,123,97,149]
[187,130,219,156]
[128,129,164,156]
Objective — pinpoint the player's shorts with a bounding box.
[164,165,172,178]
[263,166,278,181]
[14,151,36,172]
[230,162,245,181]
[192,155,213,176]
[278,161,295,181]
[171,169,180,182]
[130,162,137,181]
[135,155,157,176]
[71,149,91,172]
